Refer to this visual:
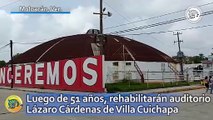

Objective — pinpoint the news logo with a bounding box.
[5,95,23,113]
[185,7,202,23]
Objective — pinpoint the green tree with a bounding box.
[193,56,202,63]
[13,53,20,59]
[0,60,6,67]
[174,53,207,64]
[199,53,204,60]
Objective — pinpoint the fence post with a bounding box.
[146,70,149,88]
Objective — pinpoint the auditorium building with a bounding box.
[12,30,178,83]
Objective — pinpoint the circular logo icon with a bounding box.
[5,95,23,113]
[185,7,202,23]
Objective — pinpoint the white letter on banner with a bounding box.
[24,65,32,84]
[0,68,6,84]
[7,67,11,83]
[83,58,98,86]
[35,63,44,85]
[64,60,76,85]
[15,66,21,84]
[47,62,59,85]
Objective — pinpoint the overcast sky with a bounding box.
[0,0,213,62]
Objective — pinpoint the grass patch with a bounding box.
[105,80,194,93]
[189,81,201,85]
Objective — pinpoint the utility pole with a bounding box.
[174,32,184,80]
[93,0,112,55]
[100,0,103,34]
[211,48,213,56]
[93,0,103,34]
[93,0,112,34]
[96,34,106,55]
[10,40,14,88]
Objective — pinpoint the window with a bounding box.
[113,62,118,66]
[126,62,131,66]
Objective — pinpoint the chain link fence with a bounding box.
[106,69,213,83]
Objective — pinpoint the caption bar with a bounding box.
[25,93,211,116]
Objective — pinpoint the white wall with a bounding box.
[103,61,177,83]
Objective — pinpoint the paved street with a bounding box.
[0,87,212,120]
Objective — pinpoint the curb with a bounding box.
[153,86,205,94]
[0,86,205,94]
[0,87,53,93]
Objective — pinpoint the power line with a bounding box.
[104,1,135,26]
[0,0,22,9]
[13,41,45,45]
[109,9,213,34]
[105,10,185,30]
[110,16,186,34]
[0,43,10,51]
[124,24,213,35]
[13,36,65,46]
[0,50,9,54]
[147,35,167,47]
[104,1,213,30]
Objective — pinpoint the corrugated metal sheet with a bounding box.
[12,34,176,64]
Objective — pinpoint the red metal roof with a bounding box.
[13,34,176,64]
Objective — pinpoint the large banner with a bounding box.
[0,56,104,92]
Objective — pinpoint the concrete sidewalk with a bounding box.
[130,84,205,93]
[0,84,205,94]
